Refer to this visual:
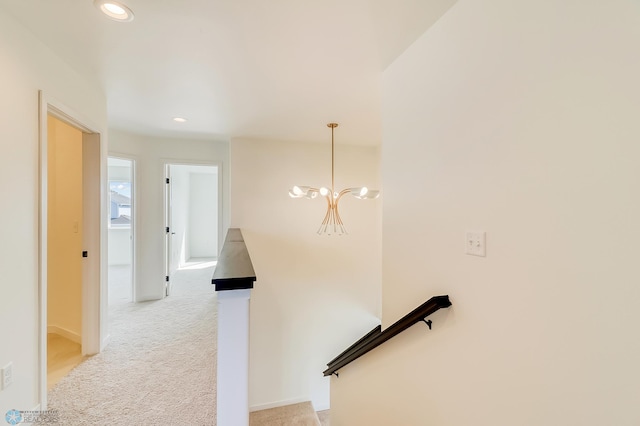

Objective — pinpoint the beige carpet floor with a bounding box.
[48,261,218,425]
[317,409,330,425]
[250,402,320,426]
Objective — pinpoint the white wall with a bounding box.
[170,165,190,269]
[332,1,640,425]
[108,130,229,301]
[0,7,107,414]
[189,171,218,258]
[230,138,381,411]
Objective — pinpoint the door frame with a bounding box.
[107,154,137,303]
[165,163,173,296]
[163,160,222,298]
[38,91,107,408]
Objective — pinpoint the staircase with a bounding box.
[249,402,330,426]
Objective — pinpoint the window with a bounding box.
[109,180,131,228]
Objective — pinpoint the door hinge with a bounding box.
[166,227,170,233]
[166,276,169,282]
[82,251,88,258]
[166,178,170,184]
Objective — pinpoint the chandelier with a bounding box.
[289,123,379,235]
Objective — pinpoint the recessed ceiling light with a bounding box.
[94,0,134,22]
[173,117,187,123]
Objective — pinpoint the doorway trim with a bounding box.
[38,91,108,409]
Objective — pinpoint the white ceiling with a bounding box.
[2,0,456,145]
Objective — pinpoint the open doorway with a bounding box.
[40,101,104,406]
[46,115,85,390]
[107,157,134,305]
[165,163,220,296]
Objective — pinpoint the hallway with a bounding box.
[48,263,218,425]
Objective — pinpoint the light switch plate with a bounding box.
[465,231,486,257]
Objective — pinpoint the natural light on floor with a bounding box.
[179,258,218,270]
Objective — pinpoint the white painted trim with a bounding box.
[82,132,102,357]
[101,334,111,349]
[38,91,108,410]
[164,162,172,298]
[47,106,94,134]
[37,91,49,411]
[249,397,312,412]
[47,326,81,344]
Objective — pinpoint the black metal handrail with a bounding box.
[323,295,452,376]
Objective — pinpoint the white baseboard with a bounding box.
[101,334,111,351]
[48,325,81,344]
[249,397,310,412]
[314,402,330,412]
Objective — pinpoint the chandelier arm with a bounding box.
[334,202,345,226]
[335,189,349,203]
[336,210,346,234]
[317,222,327,235]
[329,206,335,234]
[323,203,334,234]
[319,195,332,225]
[327,203,337,234]
[334,193,347,228]
[334,192,348,234]
[318,198,332,234]
[333,193,344,222]
[318,200,331,234]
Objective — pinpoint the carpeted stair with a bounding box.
[250,402,325,426]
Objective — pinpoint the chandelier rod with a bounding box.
[329,122,338,195]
